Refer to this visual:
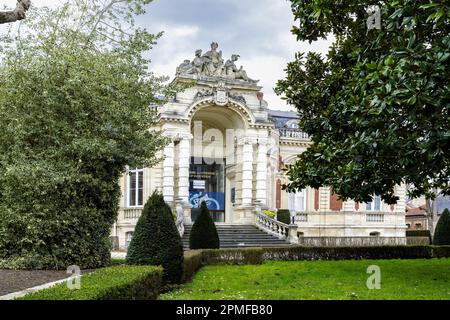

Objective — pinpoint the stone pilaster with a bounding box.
[319,187,331,211]
[162,141,175,204]
[395,184,406,213]
[177,135,192,224]
[256,137,268,206]
[241,137,255,206]
[343,199,355,211]
[177,137,191,204]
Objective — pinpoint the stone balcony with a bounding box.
[278,128,309,140]
[117,208,142,225]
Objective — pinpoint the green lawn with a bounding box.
[161,258,450,300]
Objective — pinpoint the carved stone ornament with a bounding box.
[214,81,229,106]
[175,42,259,84]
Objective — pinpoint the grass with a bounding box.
[161,258,450,300]
[20,265,162,300]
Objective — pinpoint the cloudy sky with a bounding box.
[2,0,332,110]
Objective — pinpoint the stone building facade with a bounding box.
[111,43,407,249]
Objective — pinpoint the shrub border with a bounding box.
[182,245,450,282]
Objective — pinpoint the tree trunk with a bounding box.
[0,0,31,24]
[426,192,438,243]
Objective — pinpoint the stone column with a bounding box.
[162,141,175,204]
[256,137,268,206]
[241,138,254,206]
[178,137,191,204]
[177,135,192,224]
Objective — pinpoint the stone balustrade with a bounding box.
[255,211,298,244]
[279,128,309,139]
[123,208,142,220]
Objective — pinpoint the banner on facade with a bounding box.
[189,192,225,211]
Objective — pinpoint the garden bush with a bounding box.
[0,1,166,270]
[276,209,291,224]
[126,192,184,284]
[406,230,432,237]
[20,265,162,300]
[262,210,276,219]
[183,250,206,282]
[189,202,220,249]
[434,209,450,245]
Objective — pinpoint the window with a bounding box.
[288,189,305,212]
[128,167,144,207]
[125,231,134,247]
[369,231,380,237]
[366,195,381,211]
[406,223,411,229]
[285,119,299,129]
[415,223,422,230]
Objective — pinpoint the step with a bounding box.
[181,224,290,250]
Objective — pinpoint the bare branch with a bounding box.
[0,0,31,24]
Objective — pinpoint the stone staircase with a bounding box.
[182,224,290,250]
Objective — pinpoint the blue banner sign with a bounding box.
[189,192,225,211]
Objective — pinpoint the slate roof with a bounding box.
[268,109,299,129]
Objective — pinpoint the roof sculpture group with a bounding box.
[176,42,259,84]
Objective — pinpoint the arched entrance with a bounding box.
[189,104,247,223]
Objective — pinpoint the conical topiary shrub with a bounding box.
[189,201,220,249]
[126,191,183,284]
[433,208,450,245]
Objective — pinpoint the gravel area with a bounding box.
[0,270,71,296]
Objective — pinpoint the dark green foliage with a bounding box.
[189,202,220,249]
[126,192,184,284]
[0,1,167,269]
[277,209,292,224]
[406,230,432,237]
[182,250,205,282]
[434,209,450,245]
[20,266,162,300]
[182,246,450,269]
[276,1,450,203]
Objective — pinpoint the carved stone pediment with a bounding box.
[194,81,247,107]
[176,42,259,85]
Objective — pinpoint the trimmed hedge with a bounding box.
[182,245,450,274]
[276,209,291,225]
[126,192,184,284]
[20,265,162,300]
[406,230,431,237]
[189,201,220,249]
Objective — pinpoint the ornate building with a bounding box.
[111,43,407,250]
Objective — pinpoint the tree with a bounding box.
[433,208,450,245]
[0,0,167,269]
[126,192,184,284]
[276,1,450,207]
[0,0,31,24]
[189,201,220,249]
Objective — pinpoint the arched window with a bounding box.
[366,195,381,211]
[128,167,144,207]
[288,189,306,212]
[369,231,380,237]
[125,231,134,247]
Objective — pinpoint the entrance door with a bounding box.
[188,157,225,222]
